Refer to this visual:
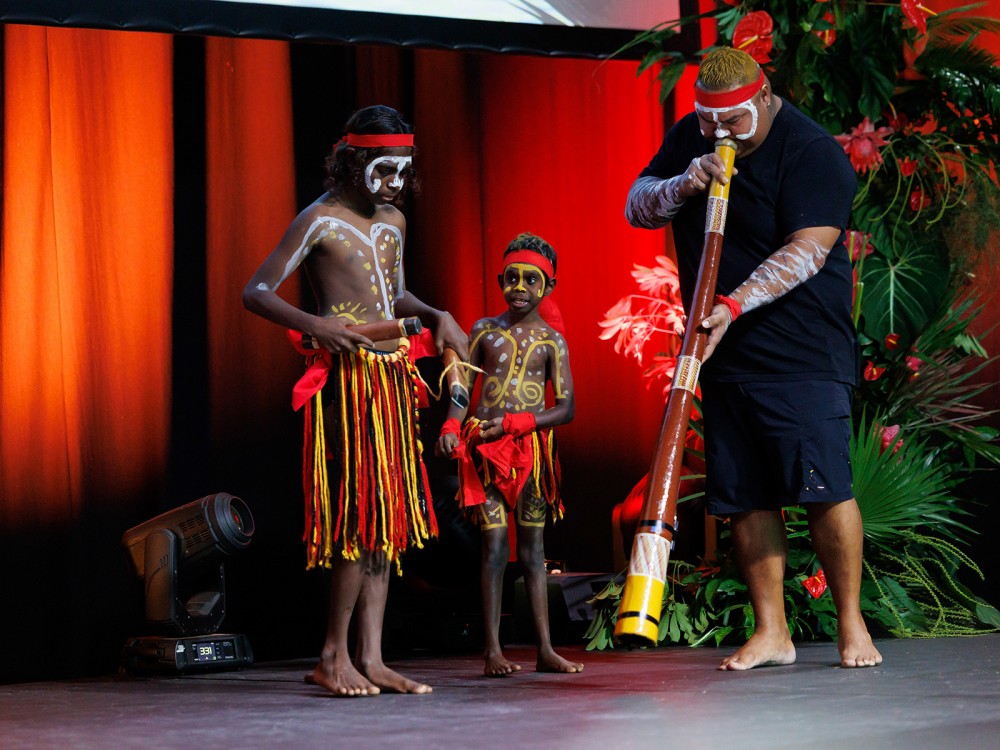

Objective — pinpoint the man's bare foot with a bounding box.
[719,632,796,671]
[360,660,432,694]
[311,656,380,697]
[537,648,584,674]
[484,651,522,677]
[838,619,883,668]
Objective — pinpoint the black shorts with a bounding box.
[701,380,854,516]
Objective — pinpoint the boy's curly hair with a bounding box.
[503,232,557,280]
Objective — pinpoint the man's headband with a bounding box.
[503,250,555,281]
[694,69,766,109]
[339,133,415,149]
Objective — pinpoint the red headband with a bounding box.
[503,250,555,281]
[341,133,414,148]
[694,69,765,109]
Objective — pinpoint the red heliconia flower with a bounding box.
[802,569,828,598]
[880,424,903,455]
[733,11,774,64]
[901,0,934,36]
[813,11,837,48]
[835,117,894,174]
[910,187,931,211]
[944,157,966,183]
[885,333,900,350]
[864,361,887,381]
[899,157,918,176]
[845,229,874,262]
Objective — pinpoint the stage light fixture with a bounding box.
[120,492,255,673]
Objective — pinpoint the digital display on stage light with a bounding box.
[211,0,681,31]
[192,639,237,662]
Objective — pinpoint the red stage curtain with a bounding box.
[409,52,669,538]
[0,26,173,529]
[204,37,301,448]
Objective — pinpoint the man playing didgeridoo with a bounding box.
[243,105,468,695]
[435,232,582,677]
[625,47,882,670]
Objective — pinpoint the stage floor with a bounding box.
[2,635,999,749]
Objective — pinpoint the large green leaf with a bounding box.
[859,248,948,349]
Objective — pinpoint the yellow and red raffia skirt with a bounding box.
[300,345,436,572]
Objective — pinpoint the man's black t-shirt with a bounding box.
[639,102,858,384]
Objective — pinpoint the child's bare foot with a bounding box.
[537,649,583,674]
[360,660,432,694]
[838,618,883,668]
[719,632,796,671]
[485,651,522,677]
[311,656,380,696]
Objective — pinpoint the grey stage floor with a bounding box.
[1,635,999,750]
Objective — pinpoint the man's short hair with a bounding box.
[697,47,760,92]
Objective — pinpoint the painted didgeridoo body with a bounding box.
[614,137,737,644]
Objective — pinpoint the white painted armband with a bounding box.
[625,175,688,229]
[735,236,832,314]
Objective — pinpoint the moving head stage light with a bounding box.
[120,492,255,674]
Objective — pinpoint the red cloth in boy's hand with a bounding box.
[501,411,537,439]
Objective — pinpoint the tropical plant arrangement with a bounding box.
[589,0,1000,650]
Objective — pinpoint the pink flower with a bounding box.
[733,11,774,64]
[835,117,894,174]
[906,355,921,379]
[845,230,874,262]
[880,424,903,455]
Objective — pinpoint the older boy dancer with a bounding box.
[243,105,467,696]
[436,233,582,677]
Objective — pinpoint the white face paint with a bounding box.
[695,97,759,141]
[364,156,412,194]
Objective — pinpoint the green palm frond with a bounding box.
[851,415,976,550]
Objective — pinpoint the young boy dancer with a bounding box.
[243,105,467,696]
[436,232,582,677]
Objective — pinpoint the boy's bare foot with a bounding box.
[310,656,380,696]
[838,618,883,668]
[485,652,522,677]
[360,660,432,694]
[537,649,583,674]
[719,632,796,671]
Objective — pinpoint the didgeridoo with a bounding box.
[614,137,737,644]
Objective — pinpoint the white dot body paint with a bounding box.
[695,97,759,141]
[364,155,412,194]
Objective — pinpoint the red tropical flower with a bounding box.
[845,229,874,261]
[814,11,837,48]
[864,361,887,381]
[802,569,828,598]
[835,117,894,174]
[733,11,774,64]
[906,355,921,379]
[885,333,900,350]
[901,0,935,35]
[910,187,931,211]
[899,157,918,176]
